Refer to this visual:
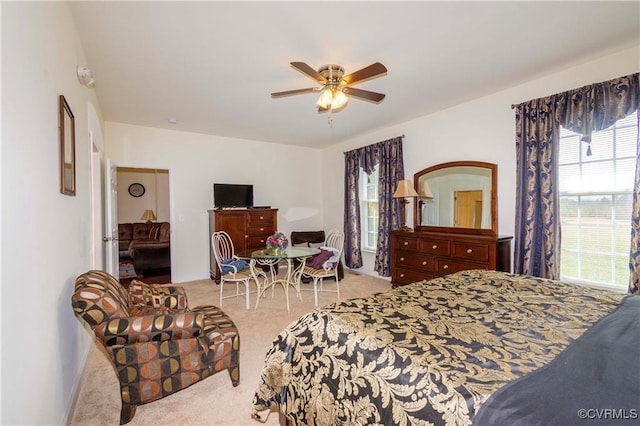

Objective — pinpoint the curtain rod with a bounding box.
[343,134,405,154]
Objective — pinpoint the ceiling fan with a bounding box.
[271,62,387,113]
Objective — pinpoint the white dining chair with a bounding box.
[211,231,265,309]
[300,229,345,306]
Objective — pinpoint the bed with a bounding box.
[251,270,639,425]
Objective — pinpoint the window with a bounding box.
[559,111,637,287]
[360,166,379,251]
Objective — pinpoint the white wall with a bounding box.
[104,123,324,282]
[1,2,103,424]
[322,45,639,277]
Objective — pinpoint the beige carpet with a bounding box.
[71,271,391,425]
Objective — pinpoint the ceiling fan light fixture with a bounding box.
[331,90,348,109]
[316,88,333,108]
[272,61,387,118]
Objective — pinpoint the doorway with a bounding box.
[116,167,171,284]
[454,190,483,228]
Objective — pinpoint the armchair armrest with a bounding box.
[94,311,205,346]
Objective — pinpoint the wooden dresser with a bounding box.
[391,230,512,288]
[207,208,278,282]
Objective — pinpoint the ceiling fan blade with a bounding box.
[271,87,318,98]
[342,62,387,85]
[290,62,326,84]
[343,87,386,103]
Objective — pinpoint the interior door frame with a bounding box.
[112,164,173,279]
[104,158,119,277]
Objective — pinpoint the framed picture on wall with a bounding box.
[59,95,76,196]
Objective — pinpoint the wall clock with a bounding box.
[128,183,145,197]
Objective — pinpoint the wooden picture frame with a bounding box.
[59,95,76,196]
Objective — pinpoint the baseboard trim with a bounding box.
[63,334,94,425]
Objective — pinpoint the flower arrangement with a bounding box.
[266,232,289,250]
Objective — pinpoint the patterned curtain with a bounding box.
[514,97,561,279]
[373,138,404,276]
[555,73,640,155]
[344,150,363,269]
[629,111,640,295]
[514,73,640,282]
[343,137,404,276]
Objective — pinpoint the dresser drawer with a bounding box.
[247,212,275,224]
[394,236,419,251]
[394,268,433,285]
[394,250,434,272]
[247,223,275,236]
[419,239,451,256]
[247,235,269,248]
[436,259,487,275]
[452,242,489,262]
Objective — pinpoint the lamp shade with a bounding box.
[316,88,333,108]
[140,209,156,222]
[331,90,348,109]
[420,181,434,198]
[393,180,419,198]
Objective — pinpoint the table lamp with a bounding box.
[418,181,434,226]
[140,209,156,223]
[393,180,419,231]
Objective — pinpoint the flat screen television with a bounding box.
[213,183,253,208]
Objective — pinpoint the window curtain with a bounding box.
[344,150,364,268]
[343,136,404,276]
[514,96,561,279]
[629,112,640,295]
[514,73,640,284]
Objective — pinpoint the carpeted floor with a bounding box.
[70,270,391,425]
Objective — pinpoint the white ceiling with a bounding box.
[69,1,639,148]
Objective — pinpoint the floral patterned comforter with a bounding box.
[252,270,626,425]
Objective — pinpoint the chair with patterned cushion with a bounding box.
[71,270,240,424]
[300,229,345,306]
[291,230,344,281]
[211,231,266,309]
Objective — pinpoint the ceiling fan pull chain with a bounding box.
[327,110,333,127]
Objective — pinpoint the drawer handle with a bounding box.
[403,241,409,246]
[443,264,449,269]
[422,261,427,265]
[400,257,405,261]
[400,273,405,278]
[260,216,264,220]
[260,239,264,243]
[260,227,264,231]
[432,245,438,249]
[467,249,473,254]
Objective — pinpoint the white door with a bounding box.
[104,158,119,277]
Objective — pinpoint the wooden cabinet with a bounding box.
[391,230,512,288]
[208,209,278,282]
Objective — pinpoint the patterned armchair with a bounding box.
[71,270,240,424]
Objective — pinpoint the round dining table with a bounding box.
[239,246,320,313]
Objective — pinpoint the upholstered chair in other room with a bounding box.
[71,270,240,424]
[300,229,346,306]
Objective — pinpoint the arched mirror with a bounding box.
[413,161,497,235]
